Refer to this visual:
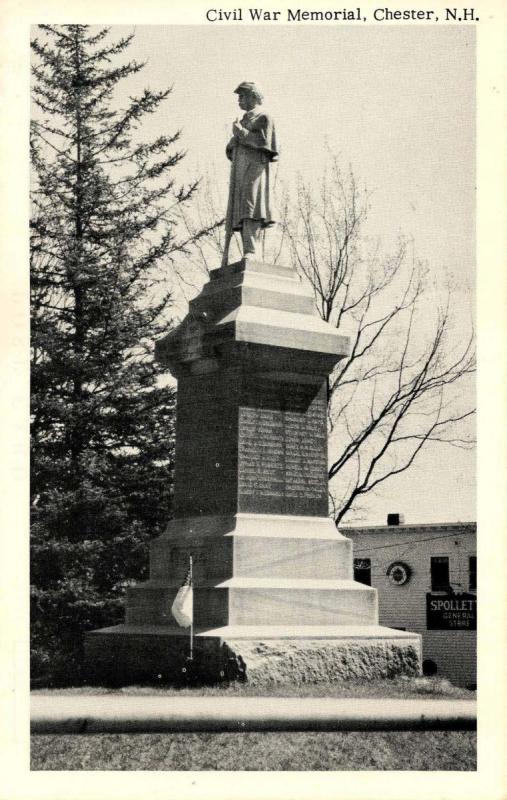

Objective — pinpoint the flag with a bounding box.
[171,566,193,628]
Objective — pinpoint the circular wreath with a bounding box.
[386,561,412,586]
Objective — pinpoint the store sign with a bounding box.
[426,592,476,630]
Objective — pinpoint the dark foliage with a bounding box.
[30,25,211,681]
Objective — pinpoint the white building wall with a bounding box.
[342,523,476,688]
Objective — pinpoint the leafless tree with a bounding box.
[173,169,235,296]
[281,155,475,523]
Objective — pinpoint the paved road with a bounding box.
[31,695,477,734]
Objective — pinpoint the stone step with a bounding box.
[194,279,316,317]
[150,533,353,582]
[215,303,348,357]
[90,623,418,640]
[161,513,352,540]
[210,259,297,281]
[125,579,378,628]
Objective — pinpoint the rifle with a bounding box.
[221,127,238,268]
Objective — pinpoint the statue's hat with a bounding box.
[234,82,263,102]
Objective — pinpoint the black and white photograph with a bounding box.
[1,1,507,798]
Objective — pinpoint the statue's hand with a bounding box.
[232,120,244,138]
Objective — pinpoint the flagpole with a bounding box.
[189,554,194,662]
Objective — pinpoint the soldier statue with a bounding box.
[222,81,279,266]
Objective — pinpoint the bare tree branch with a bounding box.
[280,157,475,524]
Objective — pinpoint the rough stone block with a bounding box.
[222,638,421,686]
[84,625,421,686]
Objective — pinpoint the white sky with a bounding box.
[111,25,476,525]
[121,25,475,286]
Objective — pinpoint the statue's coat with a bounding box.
[226,109,279,231]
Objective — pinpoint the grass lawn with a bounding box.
[31,677,476,771]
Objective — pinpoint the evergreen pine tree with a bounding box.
[30,25,211,681]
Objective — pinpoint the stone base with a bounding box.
[124,514,379,629]
[85,511,422,685]
[85,624,421,686]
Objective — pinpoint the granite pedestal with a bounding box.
[86,259,421,684]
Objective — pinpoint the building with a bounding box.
[341,517,476,688]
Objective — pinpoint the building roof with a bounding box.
[340,521,476,535]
